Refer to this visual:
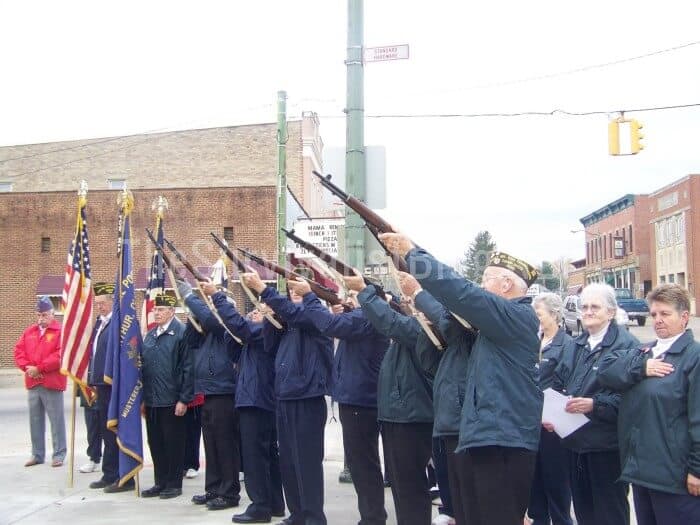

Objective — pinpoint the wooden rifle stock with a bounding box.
[163,238,208,282]
[236,247,345,308]
[210,232,248,274]
[146,229,181,278]
[282,228,355,277]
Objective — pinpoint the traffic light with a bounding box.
[608,120,620,156]
[630,119,644,154]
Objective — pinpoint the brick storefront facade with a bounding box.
[648,174,700,314]
[579,194,652,298]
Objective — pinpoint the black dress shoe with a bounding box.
[206,496,239,510]
[104,481,135,493]
[141,485,163,498]
[159,487,183,499]
[89,478,111,489]
[192,492,217,505]
[232,512,271,523]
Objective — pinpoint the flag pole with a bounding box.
[67,381,77,488]
[66,180,88,488]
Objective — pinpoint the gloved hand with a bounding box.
[176,278,193,299]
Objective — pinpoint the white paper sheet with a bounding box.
[541,388,590,438]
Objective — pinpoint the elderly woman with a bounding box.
[551,283,639,525]
[527,293,574,525]
[598,284,700,524]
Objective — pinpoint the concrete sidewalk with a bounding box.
[0,389,401,525]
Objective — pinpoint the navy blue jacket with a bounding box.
[88,316,112,386]
[406,248,542,452]
[538,328,573,391]
[599,329,700,494]
[142,317,193,407]
[214,293,277,412]
[303,298,389,408]
[415,290,475,437]
[358,285,435,424]
[552,321,639,453]
[260,287,333,401]
[184,293,241,396]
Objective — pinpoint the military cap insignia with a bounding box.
[154,294,177,307]
[93,282,115,296]
[488,251,539,287]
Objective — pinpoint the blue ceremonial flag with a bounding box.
[104,196,144,487]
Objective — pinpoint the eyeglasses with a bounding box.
[581,304,603,312]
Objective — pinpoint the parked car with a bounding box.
[562,295,630,336]
[614,288,649,326]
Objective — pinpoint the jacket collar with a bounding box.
[551,327,568,347]
[575,320,620,349]
[648,329,695,355]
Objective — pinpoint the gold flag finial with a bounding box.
[151,196,169,219]
[116,183,134,216]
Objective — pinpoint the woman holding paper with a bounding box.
[598,284,700,524]
[551,283,639,525]
[526,293,574,525]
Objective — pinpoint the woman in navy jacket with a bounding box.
[598,284,700,525]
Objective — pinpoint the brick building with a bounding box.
[579,194,652,298]
[0,113,325,368]
[648,174,700,314]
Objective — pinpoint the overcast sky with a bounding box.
[2,0,699,267]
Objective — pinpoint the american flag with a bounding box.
[60,198,95,400]
[140,216,165,336]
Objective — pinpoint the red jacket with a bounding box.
[14,320,67,391]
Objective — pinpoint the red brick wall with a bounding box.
[0,186,276,368]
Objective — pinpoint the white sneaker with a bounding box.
[79,461,99,473]
[185,468,199,479]
[431,515,456,525]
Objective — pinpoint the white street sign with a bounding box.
[364,44,409,63]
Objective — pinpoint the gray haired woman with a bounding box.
[527,293,574,525]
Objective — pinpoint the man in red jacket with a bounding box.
[14,296,67,467]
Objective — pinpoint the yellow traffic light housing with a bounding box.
[630,119,644,154]
[608,116,644,156]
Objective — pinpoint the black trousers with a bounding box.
[239,406,285,517]
[339,404,387,525]
[95,385,119,484]
[183,404,202,472]
[201,395,241,500]
[568,450,629,525]
[443,436,468,525]
[433,437,453,517]
[277,396,327,525]
[455,445,536,525]
[633,484,700,525]
[380,421,433,525]
[145,405,186,490]
[84,404,101,463]
[528,429,573,525]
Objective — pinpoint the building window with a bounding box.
[660,275,666,284]
[628,225,633,252]
[0,181,12,192]
[668,274,675,284]
[678,272,686,287]
[108,178,127,190]
[677,213,685,243]
[41,237,51,253]
[223,227,234,242]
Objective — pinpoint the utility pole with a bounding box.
[345,0,366,271]
[276,90,288,294]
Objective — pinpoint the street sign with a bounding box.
[363,44,409,63]
[291,218,344,259]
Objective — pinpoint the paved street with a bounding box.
[1,314,684,525]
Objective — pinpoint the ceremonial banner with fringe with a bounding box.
[104,194,144,486]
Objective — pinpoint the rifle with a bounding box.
[314,171,472,333]
[145,229,203,334]
[209,232,283,329]
[236,247,348,310]
[163,237,242,344]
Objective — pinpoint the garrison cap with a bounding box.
[36,296,53,312]
[488,251,539,287]
[93,282,115,296]
[154,294,177,307]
